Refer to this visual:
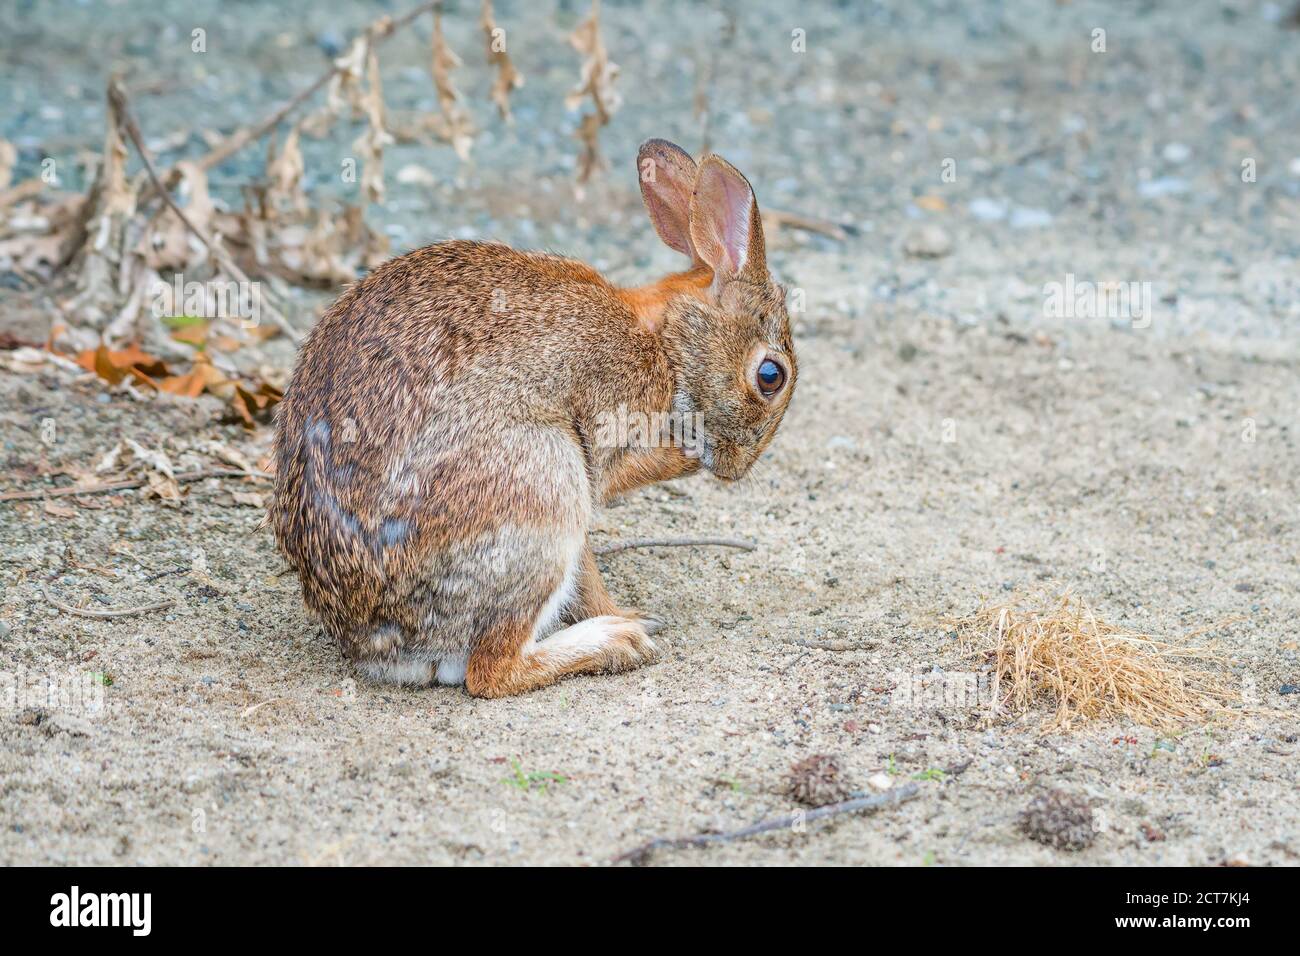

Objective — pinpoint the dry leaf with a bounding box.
[304,33,370,137]
[158,352,233,399]
[168,319,210,347]
[481,0,524,123]
[202,440,256,474]
[353,43,395,205]
[94,442,125,474]
[137,161,214,271]
[75,344,170,386]
[124,438,175,480]
[43,500,78,519]
[266,125,307,217]
[567,0,621,183]
[430,10,475,160]
[144,469,183,502]
[229,381,284,430]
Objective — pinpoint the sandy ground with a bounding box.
[2,0,1299,865]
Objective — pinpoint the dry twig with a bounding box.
[41,583,175,619]
[0,467,271,504]
[108,81,301,342]
[592,536,756,555]
[613,783,920,865]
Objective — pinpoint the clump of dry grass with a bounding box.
[951,592,1242,731]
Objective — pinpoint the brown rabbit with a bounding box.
[271,139,796,698]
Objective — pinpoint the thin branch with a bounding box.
[0,467,271,503]
[763,207,855,241]
[240,697,293,719]
[592,536,756,556]
[612,783,921,865]
[109,80,301,342]
[42,584,175,619]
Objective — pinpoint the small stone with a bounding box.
[866,773,894,793]
[969,197,1007,221]
[1009,207,1053,229]
[903,224,952,258]
[1279,684,1300,695]
[1137,177,1189,199]
[1162,142,1191,164]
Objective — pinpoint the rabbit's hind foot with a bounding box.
[465,615,659,699]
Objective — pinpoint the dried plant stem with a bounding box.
[41,584,175,619]
[763,207,853,241]
[0,467,271,504]
[613,783,920,865]
[592,536,756,555]
[240,697,293,719]
[109,81,301,342]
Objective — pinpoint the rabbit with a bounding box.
[270,139,796,698]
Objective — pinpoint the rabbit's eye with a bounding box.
[756,359,786,396]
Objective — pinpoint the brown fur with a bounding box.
[271,140,796,697]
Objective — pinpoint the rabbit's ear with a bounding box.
[637,139,700,261]
[688,155,767,288]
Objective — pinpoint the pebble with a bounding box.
[969,197,1007,221]
[866,773,893,792]
[1137,177,1189,199]
[1162,142,1192,164]
[0,620,9,640]
[903,224,952,258]
[1280,685,1299,696]
[1009,207,1053,229]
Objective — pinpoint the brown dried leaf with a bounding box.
[230,381,283,430]
[157,353,233,399]
[75,344,170,386]
[143,469,183,502]
[44,500,79,519]
[481,0,524,123]
[567,1,621,183]
[353,44,394,205]
[430,10,474,161]
[136,161,214,271]
[168,320,210,347]
[265,124,307,217]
